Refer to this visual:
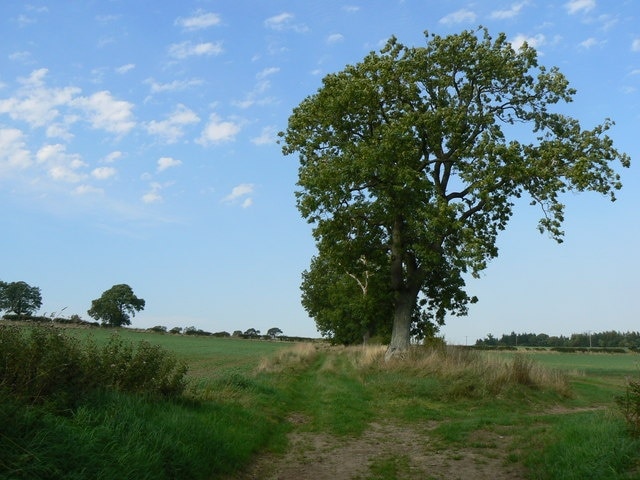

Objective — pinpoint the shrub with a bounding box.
[616,376,640,435]
[0,325,188,408]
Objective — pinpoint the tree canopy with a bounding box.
[0,281,42,318]
[280,28,630,358]
[87,284,145,327]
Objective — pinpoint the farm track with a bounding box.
[232,416,527,480]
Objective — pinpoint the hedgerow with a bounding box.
[0,324,187,409]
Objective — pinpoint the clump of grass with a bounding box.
[256,342,319,373]
[381,346,571,399]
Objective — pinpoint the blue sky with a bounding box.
[1,1,638,343]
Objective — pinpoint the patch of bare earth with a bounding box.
[232,416,526,480]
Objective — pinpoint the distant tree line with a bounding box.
[475,331,640,349]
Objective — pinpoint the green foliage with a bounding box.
[0,325,187,407]
[616,376,640,435]
[87,284,145,327]
[281,27,630,353]
[0,280,42,317]
[267,327,283,338]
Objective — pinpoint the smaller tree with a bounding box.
[267,327,283,339]
[243,328,260,338]
[0,281,42,318]
[87,284,145,327]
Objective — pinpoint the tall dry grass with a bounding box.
[257,343,571,398]
[381,346,572,398]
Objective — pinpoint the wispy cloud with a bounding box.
[632,38,640,52]
[146,104,200,144]
[197,113,241,146]
[91,166,116,180]
[146,78,204,94]
[264,12,309,33]
[223,183,254,207]
[115,63,135,74]
[439,9,477,25]
[0,128,32,174]
[490,2,528,20]
[168,41,223,59]
[565,0,596,15]
[102,151,123,163]
[510,33,546,51]
[157,156,182,172]
[142,182,163,204]
[36,143,87,183]
[251,126,277,146]
[327,33,344,44]
[175,11,221,31]
[579,37,602,49]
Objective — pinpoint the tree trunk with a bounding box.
[385,289,417,361]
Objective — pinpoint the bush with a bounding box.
[0,325,188,408]
[616,377,640,435]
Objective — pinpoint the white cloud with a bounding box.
[115,63,135,74]
[91,166,116,180]
[146,78,204,94]
[510,33,546,51]
[71,90,135,136]
[36,143,87,183]
[251,126,277,146]
[157,156,182,172]
[142,182,163,204]
[233,79,275,109]
[197,113,241,145]
[257,67,280,79]
[168,41,223,59]
[490,2,528,20]
[342,6,360,13]
[264,12,309,33]
[146,104,200,144]
[0,68,80,129]
[175,11,221,31]
[223,183,254,207]
[579,37,600,49]
[632,39,640,52]
[0,128,32,174]
[439,9,477,25]
[327,33,344,44]
[9,51,32,62]
[103,151,123,163]
[565,0,596,14]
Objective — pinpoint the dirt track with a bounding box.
[233,416,526,480]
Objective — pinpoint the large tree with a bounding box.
[87,284,145,327]
[0,281,42,318]
[280,28,630,359]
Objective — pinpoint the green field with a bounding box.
[2,325,640,479]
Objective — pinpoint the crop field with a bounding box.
[2,325,640,480]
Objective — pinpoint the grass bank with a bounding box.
[1,324,639,479]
